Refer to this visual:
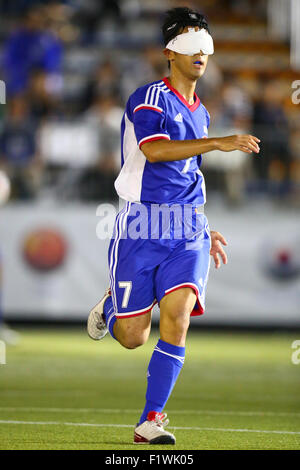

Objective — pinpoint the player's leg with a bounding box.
[87,289,153,349]
[112,311,152,350]
[134,287,195,444]
[159,286,195,346]
[88,201,157,347]
[135,216,211,444]
[138,287,195,420]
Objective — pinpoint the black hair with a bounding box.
[162,7,210,47]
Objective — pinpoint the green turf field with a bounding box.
[0,328,299,450]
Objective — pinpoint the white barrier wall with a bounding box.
[0,201,299,326]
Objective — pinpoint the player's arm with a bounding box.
[141,134,260,163]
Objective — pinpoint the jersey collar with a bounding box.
[163,77,201,112]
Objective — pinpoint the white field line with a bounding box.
[0,407,299,418]
[0,391,299,402]
[0,419,299,435]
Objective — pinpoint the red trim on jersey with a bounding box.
[139,135,170,149]
[164,283,204,316]
[134,105,162,113]
[162,77,201,112]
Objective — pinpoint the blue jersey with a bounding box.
[114,77,210,206]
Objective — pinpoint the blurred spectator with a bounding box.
[0,0,296,205]
[79,92,123,200]
[219,75,253,129]
[0,95,42,200]
[98,0,121,21]
[72,0,121,43]
[252,80,291,194]
[81,60,122,112]
[195,57,223,101]
[202,78,253,205]
[120,46,168,101]
[227,0,266,19]
[143,46,168,80]
[43,1,79,44]
[27,68,59,120]
[2,2,63,96]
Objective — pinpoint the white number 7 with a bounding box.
[118,281,132,308]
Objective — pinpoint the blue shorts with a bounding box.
[108,201,211,319]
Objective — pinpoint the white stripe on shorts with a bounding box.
[110,202,131,315]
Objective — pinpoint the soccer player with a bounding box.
[88,7,260,445]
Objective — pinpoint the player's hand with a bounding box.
[210,231,228,269]
[216,135,260,154]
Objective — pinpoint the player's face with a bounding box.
[165,26,209,80]
[173,49,208,80]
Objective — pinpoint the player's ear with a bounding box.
[163,48,175,63]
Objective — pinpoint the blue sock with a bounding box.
[139,339,185,424]
[103,295,116,340]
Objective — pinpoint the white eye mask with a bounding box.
[166,28,214,56]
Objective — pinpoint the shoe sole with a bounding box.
[87,310,107,341]
[87,294,109,340]
[149,435,176,444]
[133,436,176,445]
[133,432,176,445]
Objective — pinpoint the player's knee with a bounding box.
[171,303,192,324]
[163,308,191,334]
[160,288,195,328]
[121,338,145,350]
[116,315,151,349]
[173,312,191,334]
[120,332,149,350]
[160,309,190,346]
